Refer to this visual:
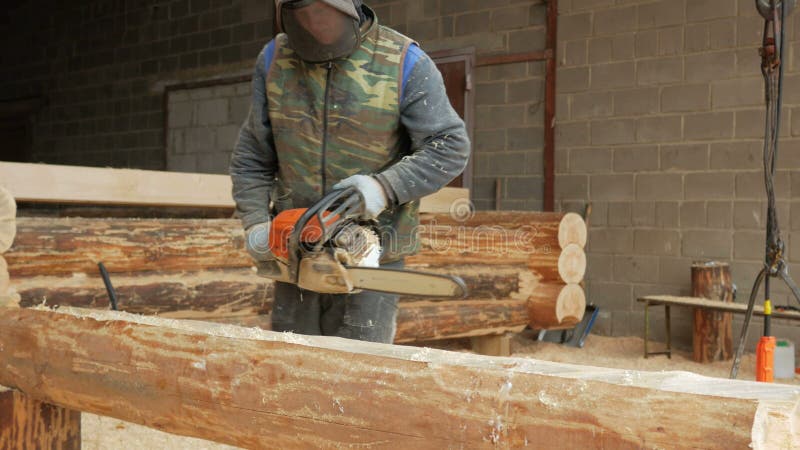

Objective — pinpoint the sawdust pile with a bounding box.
[80,333,798,448]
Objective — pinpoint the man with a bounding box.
[230,0,470,343]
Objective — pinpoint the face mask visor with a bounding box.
[280,0,360,63]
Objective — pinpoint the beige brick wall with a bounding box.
[556,0,800,350]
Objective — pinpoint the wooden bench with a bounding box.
[637,295,800,358]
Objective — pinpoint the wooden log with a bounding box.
[692,261,734,363]
[0,162,467,213]
[0,186,15,253]
[0,387,81,449]
[0,307,796,449]
[527,284,586,330]
[394,299,528,342]
[8,214,586,285]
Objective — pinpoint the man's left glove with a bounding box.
[245,221,274,261]
[333,175,388,220]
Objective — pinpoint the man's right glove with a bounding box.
[332,174,388,220]
[245,221,274,261]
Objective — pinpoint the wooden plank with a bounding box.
[0,387,81,449]
[1,307,797,449]
[0,162,468,212]
[639,295,800,320]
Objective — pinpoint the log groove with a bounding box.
[0,388,81,450]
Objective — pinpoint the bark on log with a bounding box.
[0,387,81,450]
[0,307,795,449]
[8,213,586,285]
[394,299,529,342]
[527,284,586,330]
[692,261,734,363]
[0,186,15,253]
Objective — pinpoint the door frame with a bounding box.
[429,47,475,191]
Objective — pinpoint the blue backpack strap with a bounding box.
[263,40,277,74]
[401,43,424,101]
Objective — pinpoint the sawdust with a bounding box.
[80,332,798,448]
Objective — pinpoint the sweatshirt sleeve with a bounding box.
[374,45,471,205]
[229,43,279,229]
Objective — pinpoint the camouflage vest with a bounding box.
[266,18,419,262]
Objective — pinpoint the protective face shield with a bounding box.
[277,0,362,63]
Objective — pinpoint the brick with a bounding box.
[684,112,734,140]
[634,230,681,256]
[659,257,693,285]
[506,176,543,200]
[637,0,685,28]
[476,82,506,105]
[707,201,733,228]
[734,201,764,229]
[634,30,658,58]
[661,84,710,113]
[556,67,590,93]
[685,51,736,82]
[587,281,633,311]
[661,144,709,171]
[736,170,791,199]
[591,62,635,89]
[508,79,544,104]
[613,87,659,116]
[656,202,680,228]
[491,5,529,31]
[571,91,613,119]
[590,119,636,145]
[556,94,570,121]
[736,109,790,139]
[475,129,506,152]
[709,141,761,170]
[594,6,637,35]
[636,57,683,86]
[588,37,613,64]
[488,152,528,176]
[613,145,659,172]
[586,253,614,282]
[569,148,613,173]
[687,0,737,22]
[632,201,656,226]
[507,127,544,151]
[711,78,763,108]
[682,230,732,259]
[455,11,490,36]
[556,122,590,147]
[590,174,634,200]
[559,13,592,40]
[476,105,526,130]
[564,40,587,66]
[608,202,631,226]
[168,101,193,128]
[708,18,736,50]
[658,27,684,56]
[555,174,589,200]
[636,173,683,200]
[684,172,735,199]
[734,231,764,260]
[636,116,682,143]
[681,201,706,228]
[185,127,215,153]
[614,255,660,283]
[509,29,546,53]
[612,34,635,60]
[685,23,709,52]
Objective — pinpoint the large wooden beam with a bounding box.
[0,307,796,449]
[0,162,468,213]
[0,387,81,449]
[0,186,15,254]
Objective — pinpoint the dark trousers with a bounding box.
[271,260,402,343]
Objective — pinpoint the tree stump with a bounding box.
[691,261,734,363]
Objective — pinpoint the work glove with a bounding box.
[332,175,388,220]
[245,221,274,261]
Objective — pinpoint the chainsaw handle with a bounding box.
[287,187,363,282]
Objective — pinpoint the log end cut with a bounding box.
[557,212,587,249]
[527,284,586,330]
[557,243,586,284]
[0,187,16,254]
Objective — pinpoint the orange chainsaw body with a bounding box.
[268,208,340,259]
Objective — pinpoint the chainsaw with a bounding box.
[255,187,467,298]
